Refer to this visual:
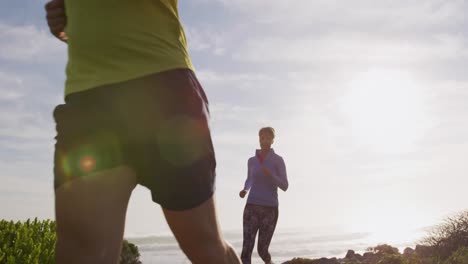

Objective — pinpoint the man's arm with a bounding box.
[45,0,68,42]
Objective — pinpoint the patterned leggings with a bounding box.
[241,204,279,264]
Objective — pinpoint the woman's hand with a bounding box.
[261,167,272,177]
[239,190,247,198]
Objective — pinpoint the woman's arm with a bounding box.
[239,159,253,198]
[271,157,288,191]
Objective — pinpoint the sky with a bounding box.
[1,0,467,245]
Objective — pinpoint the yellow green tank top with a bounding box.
[64,0,194,96]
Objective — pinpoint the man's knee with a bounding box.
[56,232,94,264]
[178,235,241,263]
[180,237,224,261]
[56,232,121,264]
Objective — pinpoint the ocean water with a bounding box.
[127,228,427,264]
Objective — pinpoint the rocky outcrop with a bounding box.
[403,247,414,257]
[282,257,339,264]
[282,244,433,264]
[414,245,433,259]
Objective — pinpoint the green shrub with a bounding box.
[0,218,141,264]
[425,211,468,261]
[377,254,405,264]
[404,254,423,264]
[443,247,468,264]
[343,260,362,264]
[0,218,56,264]
[367,244,400,255]
[120,240,142,264]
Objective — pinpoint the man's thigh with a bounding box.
[162,196,226,261]
[55,166,136,263]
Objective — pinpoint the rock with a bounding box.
[345,250,355,259]
[362,252,380,264]
[403,247,414,257]
[415,245,433,258]
[311,257,339,264]
[354,253,364,262]
[281,257,339,264]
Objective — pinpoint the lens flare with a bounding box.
[80,155,96,173]
[158,115,207,166]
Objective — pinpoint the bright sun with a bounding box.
[340,68,430,153]
[349,206,429,247]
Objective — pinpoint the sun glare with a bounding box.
[340,69,429,153]
[80,155,96,173]
[345,202,430,247]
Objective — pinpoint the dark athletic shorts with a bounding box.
[53,69,216,211]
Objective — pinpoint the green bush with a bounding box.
[377,254,405,264]
[368,244,400,255]
[425,211,468,261]
[404,254,423,264]
[0,218,56,264]
[120,240,142,264]
[343,260,361,264]
[443,247,468,264]
[0,218,141,264]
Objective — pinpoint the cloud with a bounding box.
[422,80,468,145]
[0,164,52,195]
[0,0,467,236]
[0,72,24,101]
[190,1,467,70]
[0,23,66,63]
[185,26,228,56]
[229,30,467,68]
[197,70,273,83]
[195,68,294,111]
[0,21,63,220]
[0,71,60,160]
[0,165,54,221]
[214,0,467,30]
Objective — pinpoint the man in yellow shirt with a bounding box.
[45,0,241,263]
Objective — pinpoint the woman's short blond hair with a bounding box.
[258,127,275,138]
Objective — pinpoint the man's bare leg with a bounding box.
[55,166,137,264]
[163,196,241,264]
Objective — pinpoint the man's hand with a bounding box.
[239,190,247,198]
[261,167,272,177]
[45,0,68,42]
